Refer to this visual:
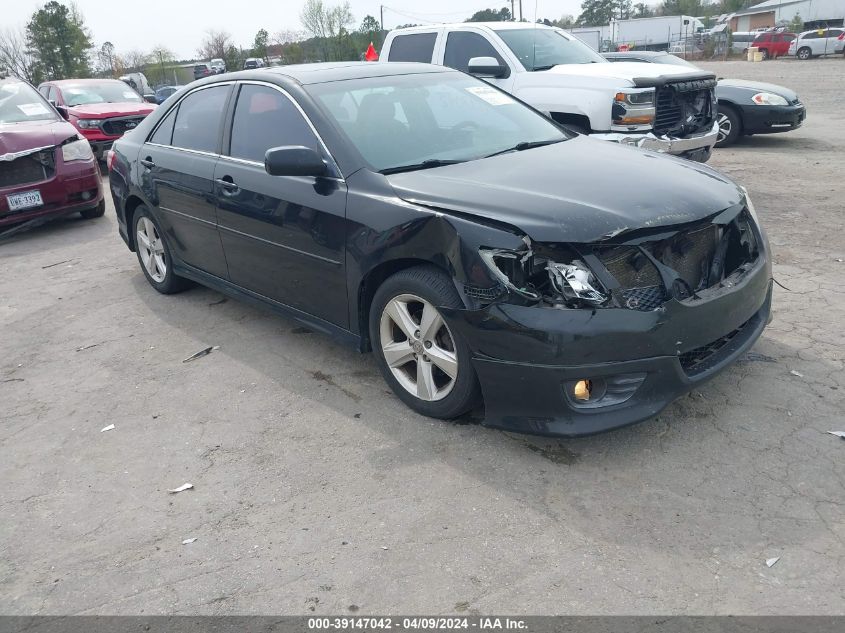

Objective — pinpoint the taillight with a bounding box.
[839,32,844,40]
[106,149,116,171]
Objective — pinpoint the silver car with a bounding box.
[788,28,845,59]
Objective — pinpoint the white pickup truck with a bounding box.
[380,22,720,162]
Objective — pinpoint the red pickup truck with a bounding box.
[38,79,156,160]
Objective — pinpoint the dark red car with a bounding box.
[38,79,156,160]
[750,31,796,59]
[1,77,103,229]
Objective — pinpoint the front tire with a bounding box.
[133,206,189,294]
[715,105,741,148]
[80,200,105,219]
[370,266,481,419]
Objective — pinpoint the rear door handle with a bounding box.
[140,157,155,169]
[215,178,240,195]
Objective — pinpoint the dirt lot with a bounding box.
[1,58,844,615]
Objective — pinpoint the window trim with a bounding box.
[219,80,343,182]
[387,31,440,63]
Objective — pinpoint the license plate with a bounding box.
[6,190,43,212]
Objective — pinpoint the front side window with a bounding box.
[0,80,58,124]
[171,85,229,153]
[309,72,566,173]
[444,32,506,73]
[61,81,143,105]
[388,33,437,63]
[228,84,317,163]
[494,28,606,70]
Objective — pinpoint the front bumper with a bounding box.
[592,120,719,156]
[441,253,772,437]
[742,103,806,135]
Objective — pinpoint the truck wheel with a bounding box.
[715,106,741,148]
[798,47,811,60]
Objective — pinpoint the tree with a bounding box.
[0,27,37,81]
[300,0,354,62]
[787,13,803,33]
[123,49,149,73]
[359,15,381,35]
[577,0,626,26]
[197,29,233,60]
[97,41,115,76]
[554,15,576,28]
[633,3,654,17]
[26,0,93,82]
[253,28,269,61]
[147,46,175,85]
[467,7,513,22]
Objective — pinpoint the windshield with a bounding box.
[309,72,567,173]
[0,81,58,124]
[62,81,143,106]
[494,28,606,70]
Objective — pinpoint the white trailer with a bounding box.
[612,15,705,50]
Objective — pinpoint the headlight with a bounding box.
[62,138,94,162]
[76,119,102,129]
[751,92,788,106]
[739,186,760,225]
[612,89,655,128]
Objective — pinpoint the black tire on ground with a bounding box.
[133,205,190,294]
[80,200,105,219]
[798,47,811,60]
[759,48,769,60]
[369,265,481,420]
[715,105,742,148]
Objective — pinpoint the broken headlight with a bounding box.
[478,246,608,306]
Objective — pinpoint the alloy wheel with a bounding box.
[379,294,458,402]
[136,216,166,283]
[717,113,732,142]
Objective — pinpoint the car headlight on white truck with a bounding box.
[62,138,94,162]
[751,92,788,106]
[612,89,656,130]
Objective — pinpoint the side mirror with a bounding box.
[468,56,507,78]
[265,146,328,178]
[55,104,69,120]
[143,93,156,103]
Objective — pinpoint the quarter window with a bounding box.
[171,85,229,153]
[228,84,318,163]
[387,33,437,63]
[444,31,506,73]
[149,107,177,145]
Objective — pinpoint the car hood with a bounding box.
[0,119,79,159]
[386,136,744,244]
[68,102,156,118]
[717,79,798,102]
[546,61,714,84]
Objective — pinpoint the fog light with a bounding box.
[81,190,92,201]
[573,379,592,401]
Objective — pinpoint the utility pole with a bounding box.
[519,0,523,22]
[510,0,515,21]
[380,4,385,47]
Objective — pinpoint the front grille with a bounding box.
[654,88,683,134]
[101,116,144,136]
[620,285,665,311]
[0,150,55,188]
[654,224,718,289]
[654,79,716,135]
[679,318,751,376]
[599,246,662,288]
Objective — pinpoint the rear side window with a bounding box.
[444,32,505,73]
[171,85,229,153]
[388,33,437,62]
[149,107,177,145]
[228,84,317,163]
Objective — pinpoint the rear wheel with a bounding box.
[370,266,481,419]
[759,48,769,60]
[80,200,105,219]
[133,206,189,294]
[715,105,742,148]
[798,47,811,60]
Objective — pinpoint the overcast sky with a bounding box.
[5,0,602,59]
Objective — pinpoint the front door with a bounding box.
[215,82,348,327]
[140,84,231,278]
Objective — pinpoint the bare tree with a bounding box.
[98,41,116,76]
[300,0,354,61]
[123,49,150,73]
[0,26,36,81]
[197,29,233,60]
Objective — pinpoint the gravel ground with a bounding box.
[1,58,843,616]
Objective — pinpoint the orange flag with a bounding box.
[365,42,379,61]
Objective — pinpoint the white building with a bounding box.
[728,0,845,31]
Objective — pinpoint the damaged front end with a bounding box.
[470,202,762,314]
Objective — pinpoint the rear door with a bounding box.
[214,82,348,327]
[140,83,231,278]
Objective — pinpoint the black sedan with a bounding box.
[603,51,806,147]
[108,62,772,437]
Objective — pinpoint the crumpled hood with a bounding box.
[546,61,713,84]
[387,136,744,243]
[0,119,79,159]
[69,102,156,118]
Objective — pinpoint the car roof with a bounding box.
[232,61,453,85]
[392,21,558,33]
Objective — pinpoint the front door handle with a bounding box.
[215,177,240,195]
[140,157,155,169]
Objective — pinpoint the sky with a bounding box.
[4,0,598,60]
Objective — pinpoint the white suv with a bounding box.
[789,28,845,59]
